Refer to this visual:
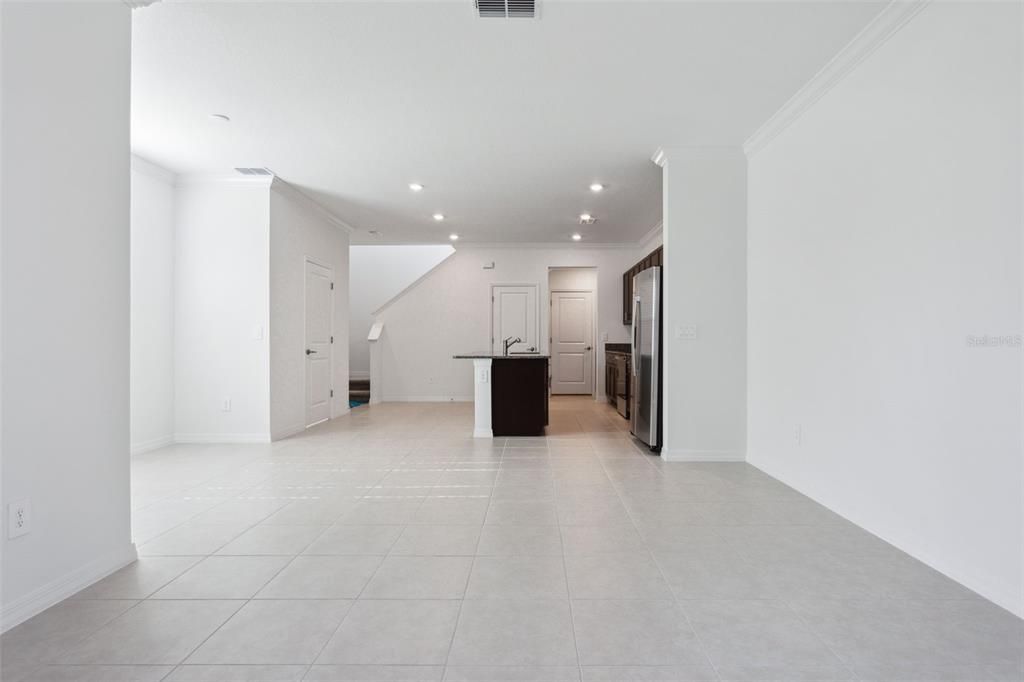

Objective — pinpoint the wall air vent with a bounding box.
[476,0,535,18]
[234,167,274,176]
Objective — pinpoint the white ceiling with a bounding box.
[131,0,885,245]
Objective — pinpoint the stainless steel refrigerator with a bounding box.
[630,266,661,450]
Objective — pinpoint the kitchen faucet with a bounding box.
[502,336,521,356]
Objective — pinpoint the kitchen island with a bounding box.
[453,353,549,437]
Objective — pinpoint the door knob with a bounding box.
[306,349,317,355]
[586,346,592,351]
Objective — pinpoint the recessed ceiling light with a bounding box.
[209,113,231,122]
[433,213,445,221]
[589,183,604,192]
[571,233,582,241]
[449,233,459,241]
[579,213,592,221]
[409,183,424,192]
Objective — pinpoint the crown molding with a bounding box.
[270,178,356,234]
[651,146,746,165]
[174,173,274,188]
[637,220,663,248]
[123,0,160,8]
[744,0,930,158]
[130,154,176,184]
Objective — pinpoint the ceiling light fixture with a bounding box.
[409,183,424,192]
[209,113,231,122]
[449,233,459,241]
[433,213,445,221]
[571,233,582,241]
[589,183,604,192]
[579,213,592,221]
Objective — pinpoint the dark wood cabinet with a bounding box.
[491,357,549,437]
[622,245,663,325]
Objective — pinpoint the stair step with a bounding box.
[349,378,370,390]
[349,389,371,401]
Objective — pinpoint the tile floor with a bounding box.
[3,397,1022,681]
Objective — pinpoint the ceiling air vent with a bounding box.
[476,0,535,19]
[234,167,274,176]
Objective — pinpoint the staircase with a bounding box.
[349,377,370,406]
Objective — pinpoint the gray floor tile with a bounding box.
[216,525,327,556]
[164,664,307,681]
[60,600,244,665]
[17,665,174,681]
[444,666,580,681]
[306,665,444,681]
[654,548,779,599]
[72,557,202,600]
[186,600,351,664]
[571,599,705,666]
[390,525,481,555]
[304,524,404,555]
[317,600,460,664]
[361,556,472,599]
[477,524,563,556]
[256,556,383,599]
[681,599,843,668]
[152,556,291,599]
[447,599,577,666]
[466,556,568,599]
[565,553,672,599]
[580,665,718,681]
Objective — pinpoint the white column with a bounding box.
[654,146,747,461]
[472,358,493,438]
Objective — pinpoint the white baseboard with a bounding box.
[2,543,138,633]
[271,423,306,441]
[130,435,174,456]
[748,458,1024,619]
[473,428,493,438]
[173,433,272,444]
[380,396,473,403]
[660,448,746,462]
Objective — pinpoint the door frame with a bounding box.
[489,283,540,355]
[304,256,335,428]
[549,287,597,398]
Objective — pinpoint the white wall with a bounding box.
[747,2,1022,616]
[374,247,642,401]
[549,266,597,292]
[130,156,175,454]
[1,1,135,629]
[349,245,453,378]
[660,148,748,461]
[269,182,351,439]
[174,180,271,442]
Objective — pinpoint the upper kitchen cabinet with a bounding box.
[622,245,663,325]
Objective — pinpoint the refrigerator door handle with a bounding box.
[630,296,641,375]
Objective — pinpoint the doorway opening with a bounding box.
[548,267,597,397]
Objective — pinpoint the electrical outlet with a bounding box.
[676,324,698,340]
[222,398,232,412]
[8,499,30,539]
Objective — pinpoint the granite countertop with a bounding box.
[453,352,550,359]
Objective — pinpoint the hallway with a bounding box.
[2,398,1021,681]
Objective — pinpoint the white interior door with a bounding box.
[305,260,333,427]
[491,285,538,355]
[551,290,594,394]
